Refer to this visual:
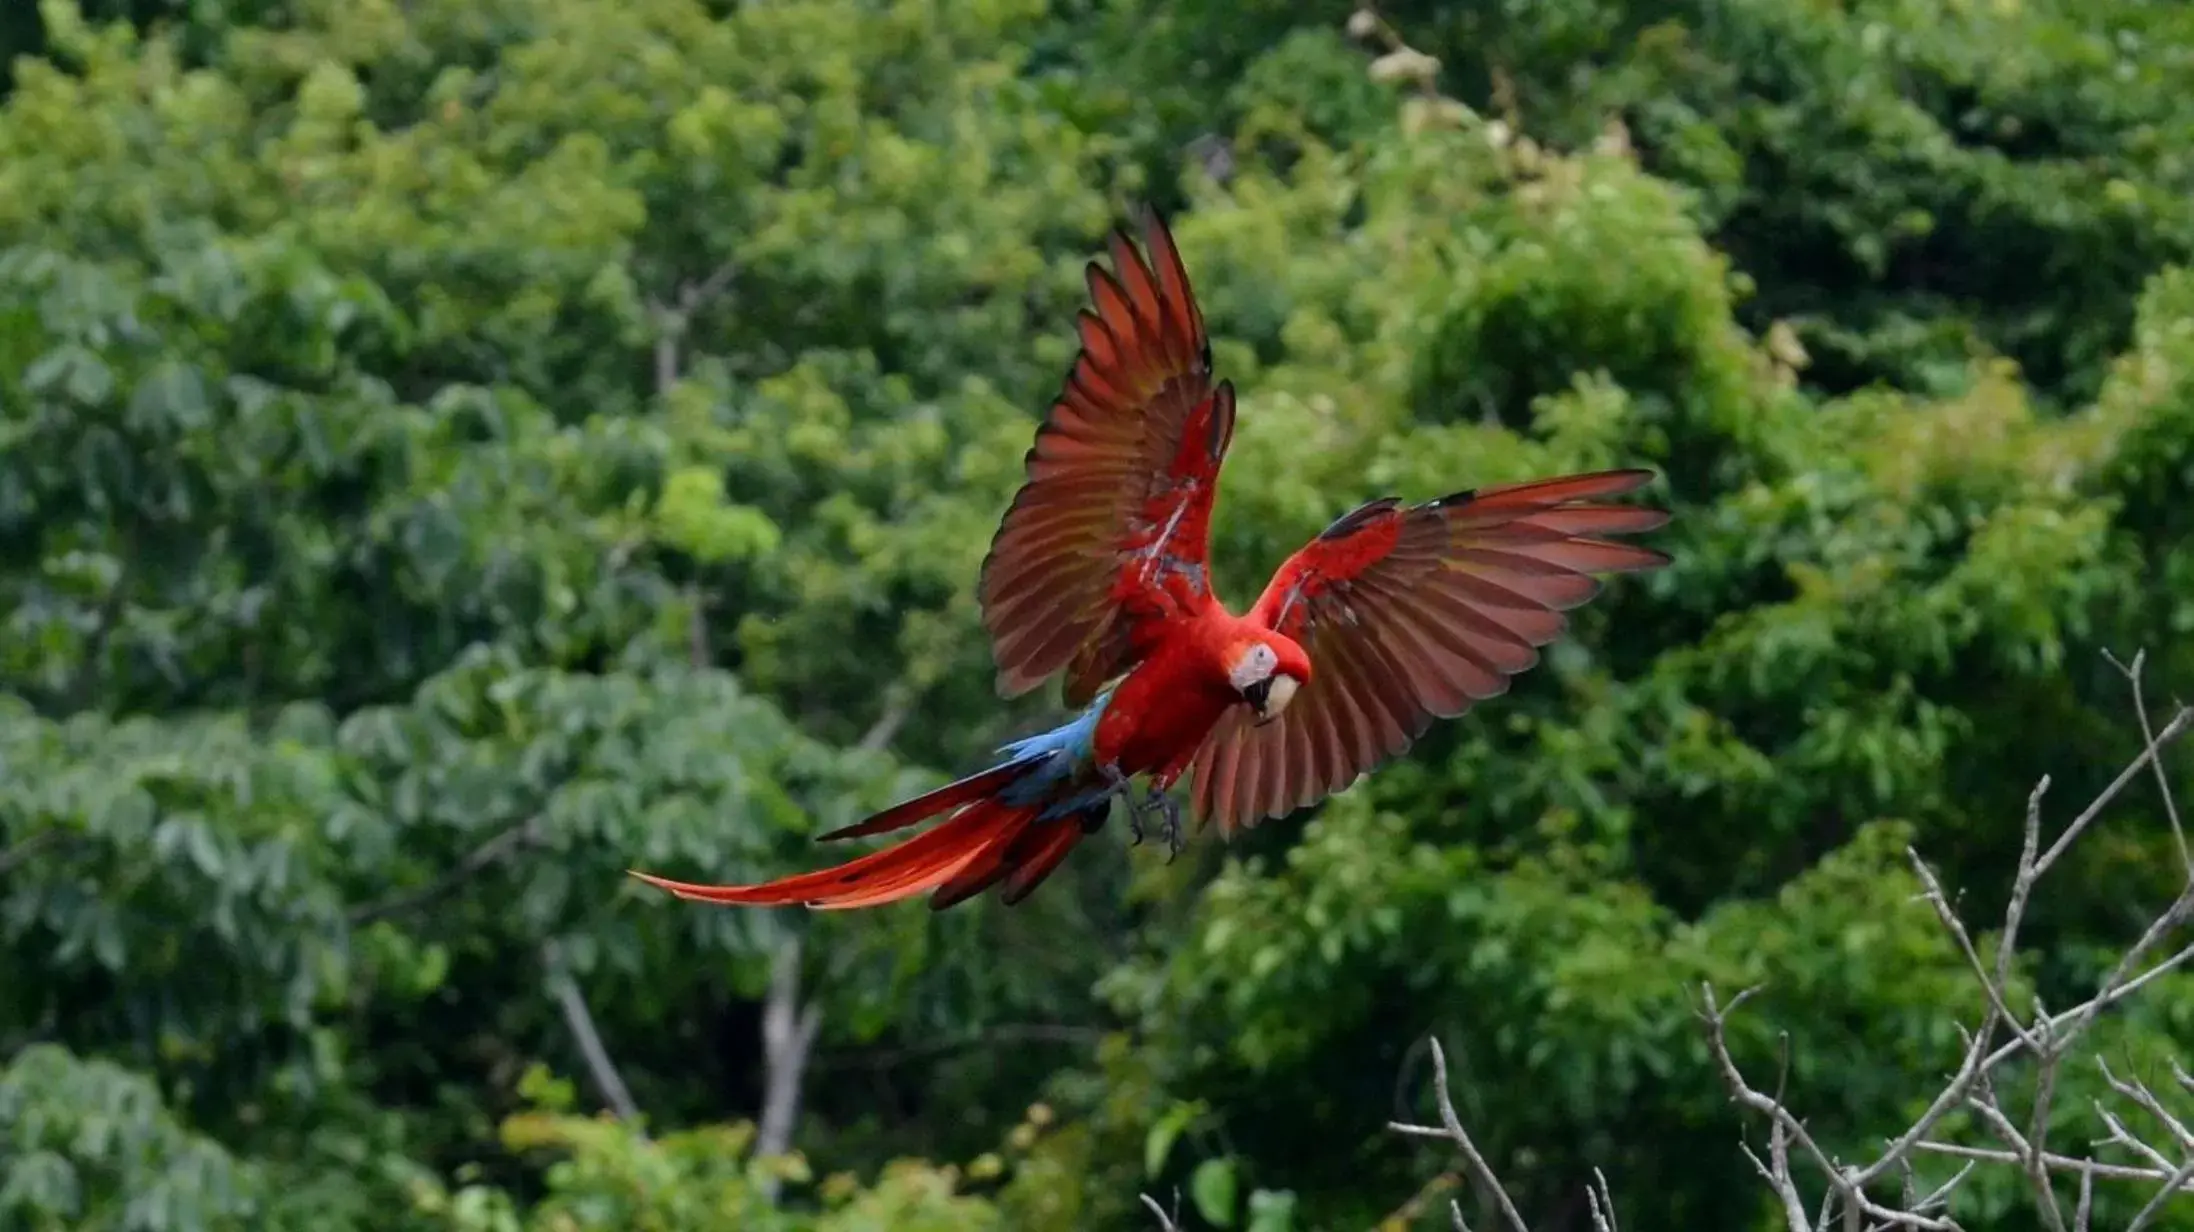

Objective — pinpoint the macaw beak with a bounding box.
[1247,674,1300,725]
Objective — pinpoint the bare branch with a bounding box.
[680,260,740,314]
[653,334,679,400]
[2103,648,2190,879]
[2035,705,2192,875]
[857,682,916,754]
[1307,649,2194,1232]
[347,818,542,926]
[1701,652,2194,1227]
[1910,1142,2185,1185]
[2020,1041,2074,1231]
[1140,1189,1182,1231]
[1905,846,2033,1055]
[812,1023,1103,1071]
[2099,1058,2194,1154]
[2090,1104,2176,1174]
[1585,1167,1621,1232]
[1915,1157,1978,1214]
[1695,985,1951,1230]
[1386,1037,1531,1232]
[543,940,641,1123]
[649,259,739,399]
[1846,785,2047,1188]
[754,937,822,1163]
[2127,1155,2194,1231]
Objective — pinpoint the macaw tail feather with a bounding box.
[811,755,1041,842]
[627,757,1104,910]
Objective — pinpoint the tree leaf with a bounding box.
[1144,1101,1199,1179]
[1190,1157,1238,1229]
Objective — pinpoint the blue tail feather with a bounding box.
[819,690,1118,842]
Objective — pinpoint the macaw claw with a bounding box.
[1152,791,1185,863]
[1129,785,1185,863]
[1107,767,1184,861]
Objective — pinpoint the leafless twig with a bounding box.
[1140,1188,1182,1230]
[1691,652,2194,1229]
[543,939,642,1123]
[1909,1140,2181,1183]
[1364,650,2194,1230]
[347,817,543,925]
[1584,1167,1620,1232]
[2127,1154,2194,1231]
[649,259,739,397]
[857,683,916,754]
[812,1023,1103,1071]
[1388,1037,1532,1232]
[2103,649,2189,877]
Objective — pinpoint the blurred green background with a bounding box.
[3,0,2193,1228]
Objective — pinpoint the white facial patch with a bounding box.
[1228,643,1278,691]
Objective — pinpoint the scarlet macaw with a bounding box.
[631,212,1669,911]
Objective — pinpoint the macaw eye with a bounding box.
[1228,643,1280,691]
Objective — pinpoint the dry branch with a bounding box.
[543,939,642,1124]
[1389,1037,1533,1232]
[1377,649,2194,1230]
[754,934,823,1203]
[347,817,543,926]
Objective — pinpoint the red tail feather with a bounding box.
[629,796,1091,911]
[814,758,1034,842]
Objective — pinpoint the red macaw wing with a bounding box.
[979,210,1233,705]
[1187,469,1671,836]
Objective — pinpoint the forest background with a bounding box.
[4,0,2194,1229]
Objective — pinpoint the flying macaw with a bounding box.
[630,211,1670,911]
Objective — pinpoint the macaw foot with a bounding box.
[1126,791,1167,852]
[1125,783,1184,863]
[1147,788,1185,864]
[1101,765,1150,846]
[1102,768,1183,860]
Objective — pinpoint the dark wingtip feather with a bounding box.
[1319,496,1403,541]
[1206,381,1236,458]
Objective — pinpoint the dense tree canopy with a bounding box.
[3,1,2191,1229]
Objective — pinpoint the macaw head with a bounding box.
[1225,635,1313,725]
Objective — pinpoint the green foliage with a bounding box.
[1083,0,2194,404]
[4,1,2193,1231]
[1,1045,265,1232]
[406,1086,1006,1232]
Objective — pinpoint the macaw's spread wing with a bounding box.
[979,211,1233,706]
[1187,469,1671,836]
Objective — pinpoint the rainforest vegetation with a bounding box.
[4,0,2194,1228]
